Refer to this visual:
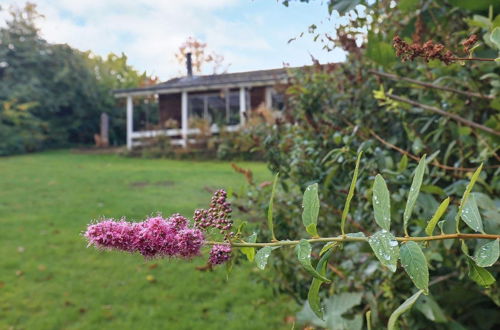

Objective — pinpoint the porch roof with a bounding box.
[114,67,291,97]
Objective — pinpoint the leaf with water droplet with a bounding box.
[368,230,399,272]
[473,239,499,267]
[302,183,320,237]
[241,232,257,262]
[319,241,341,256]
[461,195,484,233]
[341,152,362,235]
[372,174,391,231]
[255,246,280,270]
[425,197,450,236]
[388,290,424,330]
[296,239,330,282]
[467,257,495,287]
[308,249,333,319]
[400,241,429,294]
[403,155,426,236]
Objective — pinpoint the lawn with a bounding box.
[0,150,295,329]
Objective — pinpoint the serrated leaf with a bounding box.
[267,173,279,240]
[302,183,320,237]
[240,232,257,262]
[400,242,429,294]
[474,239,499,267]
[308,249,333,319]
[461,195,484,233]
[455,164,483,232]
[403,155,426,236]
[341,152,362,235]
[468,258,496,287]
[255,246,279,270]
[368,230,399,272]
[373,174,391,231]
[388,290,424,330]
[296,239,330,282]
[425,197,450,236]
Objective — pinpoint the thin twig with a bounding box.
[453,57,495,62]
[369,70,493,100]
[206,233,500,248]
[386,93,500,137]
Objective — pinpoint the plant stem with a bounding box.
[206,233,500,248]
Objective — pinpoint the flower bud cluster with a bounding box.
[85,215,204,259]
[193,189,234,239]
[208,244,232,265]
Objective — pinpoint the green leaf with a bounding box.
[366,32,396,67]
[461,195,485,233]
[302,183,320,237]
[325,292,363,330]
[400,242,429,294]
[267,173,279,241]
[308,249,333,319]
[320,241,341,256]
[455,164,483,232]
[397,154,409,173]
[255,246,280,270]
[468,258,496,287]
[240,232,257,262]
[398,0,419,12]
[387,290,424,330]
[415,294,447,323]
[403,155,426,236]
[425,197,450,236]
[368,230,399,272]
[373,174,391,231]
[490,27,500,50]
[474,239,499,267]
[296,239,330,282]
[341,152,362,235]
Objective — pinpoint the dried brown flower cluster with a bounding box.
[393,35,455,64]
[462,34,478,55]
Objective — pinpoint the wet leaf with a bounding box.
[368,230,399,272]
[473,239,499,267]
[372,174,391,231]
[468,258,495,287]
[461,195,484,233]
[267,173,279,240]
[455,164,483,232]
[296,240,330,282]
[302,183,320,237]
[400,242,429,294]
[308,249,333,319]
[241,232,257,262]
[255,246,280,270]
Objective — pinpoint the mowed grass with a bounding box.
[0,151,294,330]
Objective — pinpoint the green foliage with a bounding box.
[388,290,424,330]
[296,240,330,282]
[368,230,400,273]
[255,246,280,270]
[341,151,362,235]
[0,4,154,154]
[403,155,426,236]
[302,183,320,237]
[372,174,391,231]
[267,173,279,240]
[400,242,429,294]
[307,249,333,319]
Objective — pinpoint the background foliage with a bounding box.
[0,3,156,155]
[231,1,500,328]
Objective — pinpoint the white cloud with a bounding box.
[2,0,345,79]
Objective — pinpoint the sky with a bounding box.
[1,0,347,80]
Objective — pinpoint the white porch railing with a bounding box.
[130,125,241,147]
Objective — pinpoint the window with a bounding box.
[271,90,286,111]
[187,91,241,126]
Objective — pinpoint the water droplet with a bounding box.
[389,240,398,247]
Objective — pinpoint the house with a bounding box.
[114,53,290,149]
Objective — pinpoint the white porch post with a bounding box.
[239,87,246,126]
[181,90,188,148]
[126,95,133,150]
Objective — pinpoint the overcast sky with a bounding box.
[2,0,347,80]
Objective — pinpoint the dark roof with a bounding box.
[114,67,290,96]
